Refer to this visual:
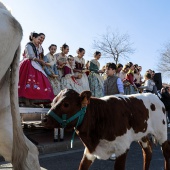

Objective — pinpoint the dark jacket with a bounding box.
[161,91,170,110]
[104,75,119,96]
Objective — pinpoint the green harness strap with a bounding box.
[48,107,87,148]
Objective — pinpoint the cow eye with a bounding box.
[63,102,69,108]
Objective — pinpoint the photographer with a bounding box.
[161,86,170,127]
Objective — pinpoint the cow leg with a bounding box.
[138,136,152,170]
[0,74,13,161]
[0,72,40,170]
[0,106,13,161]
[162,140,170,170]
[78,147,96,170]
[114,150,128,170]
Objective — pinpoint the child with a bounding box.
[61,55,83,93]
[143,72,155,93]
[44,44,59,78]
[44,44,61,96]
[55,43,69,78]
[124,62,138,94]
[104,62,124,160]
[104,63,124,96]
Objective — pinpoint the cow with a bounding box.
[0,2,40,170]
[43,89,170,170]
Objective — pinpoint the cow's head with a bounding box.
[43,89,91,129]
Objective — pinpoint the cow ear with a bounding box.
[80,91,91,107]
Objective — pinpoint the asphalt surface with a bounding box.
[0,140,166,170]
[38,142,164,170]
[0,128,169,170]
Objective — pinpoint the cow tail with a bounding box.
[10,45,29,170]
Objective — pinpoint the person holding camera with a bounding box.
[161,86,170,127]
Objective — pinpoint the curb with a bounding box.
[37,138,84,155]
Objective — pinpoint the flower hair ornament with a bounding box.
[30,31,35,39]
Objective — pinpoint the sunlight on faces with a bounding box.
[39,35,45,45]
[138,66,142,72]
[33,36,41,47]
[151,71,155,78]
[130,64,135,71]
[95,53,101,60]
[49,46,57,55]
[117,67,123,72]
[68,57,74,66]
[78,50,85,58]
[147,69,152,74]
[135,68,139,74]
[125,67,130,73]
[62,47,69,55]
[106,67,116,76]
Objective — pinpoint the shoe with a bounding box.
[19,103,25,107]
[109,153,116,160]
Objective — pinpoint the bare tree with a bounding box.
[157,43,170,77]
[93,30,134,64]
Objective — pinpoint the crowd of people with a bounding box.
[18,32,163,107]
[17,31,170,160]
[18,32,170,123]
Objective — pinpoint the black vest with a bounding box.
[104,75,119,95]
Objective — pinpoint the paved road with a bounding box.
[39,142,164,170]
[0,142,165,170]
[1,131,170,170]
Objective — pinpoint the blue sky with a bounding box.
[2,0,170,82]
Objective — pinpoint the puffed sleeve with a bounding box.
[25,44,37,60]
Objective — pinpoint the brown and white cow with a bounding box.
[0,2,40,170]
[44,89,170,170]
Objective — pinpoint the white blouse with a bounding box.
[45,53,56,66]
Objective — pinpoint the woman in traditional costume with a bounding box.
[55,43,69,79]
[88,51,104,97]
[124,62,138,94]
[18,32,54,106]
[44,44,61,96]
[61,55,83,93]
[74,48,90,91]
[22,32,45,61]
